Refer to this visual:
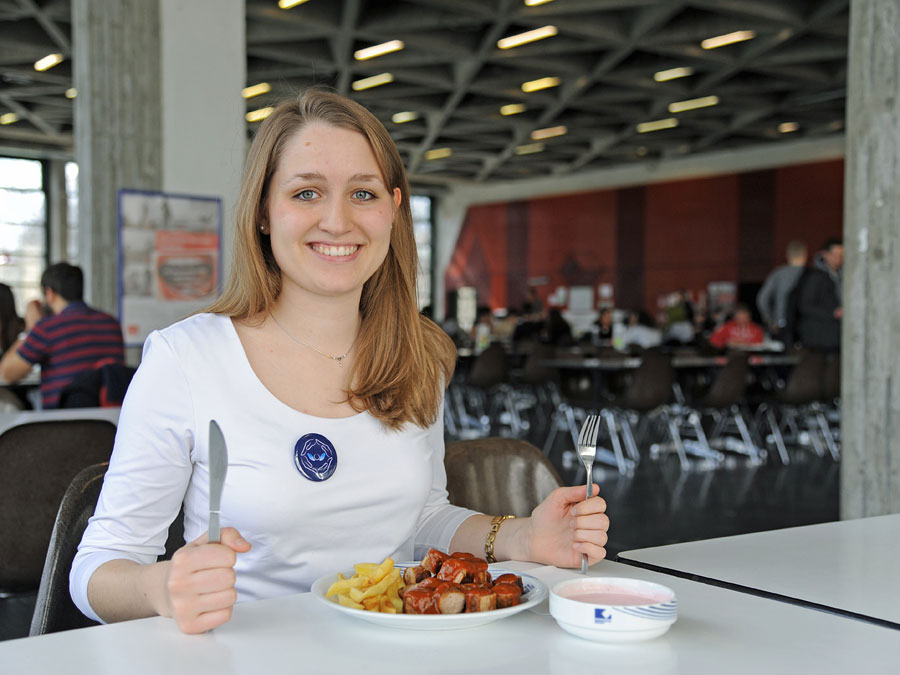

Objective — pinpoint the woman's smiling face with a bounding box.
[265,122,401,302]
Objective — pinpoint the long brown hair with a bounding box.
[207,89,456,429]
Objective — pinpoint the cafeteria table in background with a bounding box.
[1,559,897,674]
[0,406,121,436]
[617,513,900,629]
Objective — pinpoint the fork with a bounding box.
[577,414,601,574]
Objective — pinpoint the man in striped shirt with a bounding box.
[0,263,125,408]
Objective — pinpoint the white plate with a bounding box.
[311,563,548,630]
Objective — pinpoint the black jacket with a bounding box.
[796,267,841,352]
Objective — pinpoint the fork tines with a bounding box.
[578,414,601,449]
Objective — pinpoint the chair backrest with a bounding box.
[702,352,750,409]
[466,343,509,389]
[518,342,558,385]
[779,351,826,405]
[28,463,107,635]
[618,349,674,411]
[0,386,25,412]
[822,355,841,401]
[58,363,137,409]
[0,419,117,590]
[445,438,563,517]
[29,462,186,635]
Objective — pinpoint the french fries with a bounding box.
[326,557,404,613]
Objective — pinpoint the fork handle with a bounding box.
[581,461,593,574]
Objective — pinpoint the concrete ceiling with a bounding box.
[0,0,849,188]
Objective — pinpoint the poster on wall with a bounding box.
[118,189,222,347]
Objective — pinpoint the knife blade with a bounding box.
[208,419,228,544]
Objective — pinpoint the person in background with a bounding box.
[708,304,765,349]
[543,307,573,346]
[595,307,614,345]
[471,305,493,353]
[0,263,125,408]
[523,286,543,320]
[756,240,808,343]
[621,310,662,351]
[0,283,25,357]
[796,238,843,354]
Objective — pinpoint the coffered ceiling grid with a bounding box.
[0,0,849,186]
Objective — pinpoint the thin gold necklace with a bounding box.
[269,312,358,367]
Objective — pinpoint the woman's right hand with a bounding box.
[164,527,251,634]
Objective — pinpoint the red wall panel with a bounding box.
[643,175,739,312]
[773,160,844,260]
[444,159,844,316]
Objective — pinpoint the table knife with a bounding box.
[208,419,228,544]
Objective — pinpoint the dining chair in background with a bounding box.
[29,462,186,636]
[0,419,117,639]
[444,437,563,517]
[0,387,25,412]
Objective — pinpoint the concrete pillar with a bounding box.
[72,0,245,315]
[841,0,900,518]
[73,0,162,314]
[46,159,69,263]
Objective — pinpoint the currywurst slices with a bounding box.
[326,549,525,615]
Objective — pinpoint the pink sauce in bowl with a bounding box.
[567,592,664,606]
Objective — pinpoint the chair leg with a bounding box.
[814,407,840,460]
[733,405,764,464]
[664,412,690,471]
[764,405,790,465]
[602,408,629,474]
[618,411,641,463]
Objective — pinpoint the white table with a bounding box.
[1,560,897,674]
[0,407,121,436]
[617,514,900,628]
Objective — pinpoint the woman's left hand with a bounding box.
[520,484,609,568]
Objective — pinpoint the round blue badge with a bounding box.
[293,433,338,482]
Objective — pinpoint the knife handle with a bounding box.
[208,511,221,544]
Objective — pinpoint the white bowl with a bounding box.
[549,577,677,643]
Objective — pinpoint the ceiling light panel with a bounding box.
[498,26,558,50]
[392,111,418,123]
[636,118,679,133]
[668,95,719,113]
[531,125,566,140]
[654,67,694,82]
[500,104,527,116]
[354,40,405,61]
[242,82,271,99]
[701,30,756,50]
[352,73,394,90]
[425,147,452,160]
[34,53,63,72]
[246,107,273,123]
[522,76,560,93]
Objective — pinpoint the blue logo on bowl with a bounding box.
[594,608,612,624]
[294,433,337,482]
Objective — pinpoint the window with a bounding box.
[411,194,432,311]
[65,161,79,262]
[0,157,46,313]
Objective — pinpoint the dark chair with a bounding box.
[683,352,763,463]
[757,351,836,461]
[29,463,186,635]
[0,419,117,638]
[58,363,137,408]
[0,386,25,411]
[445,438,563,516]
[460,343,525,436]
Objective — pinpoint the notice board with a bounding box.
[118,189,222,347]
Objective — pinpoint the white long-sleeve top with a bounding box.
[70,313,477,623]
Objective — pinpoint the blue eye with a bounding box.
[353,189,376,201]
[295,189,317,200]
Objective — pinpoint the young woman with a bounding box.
[71,89,609,634]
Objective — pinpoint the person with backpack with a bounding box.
[795,238,843,353]
[756,240,808,344]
